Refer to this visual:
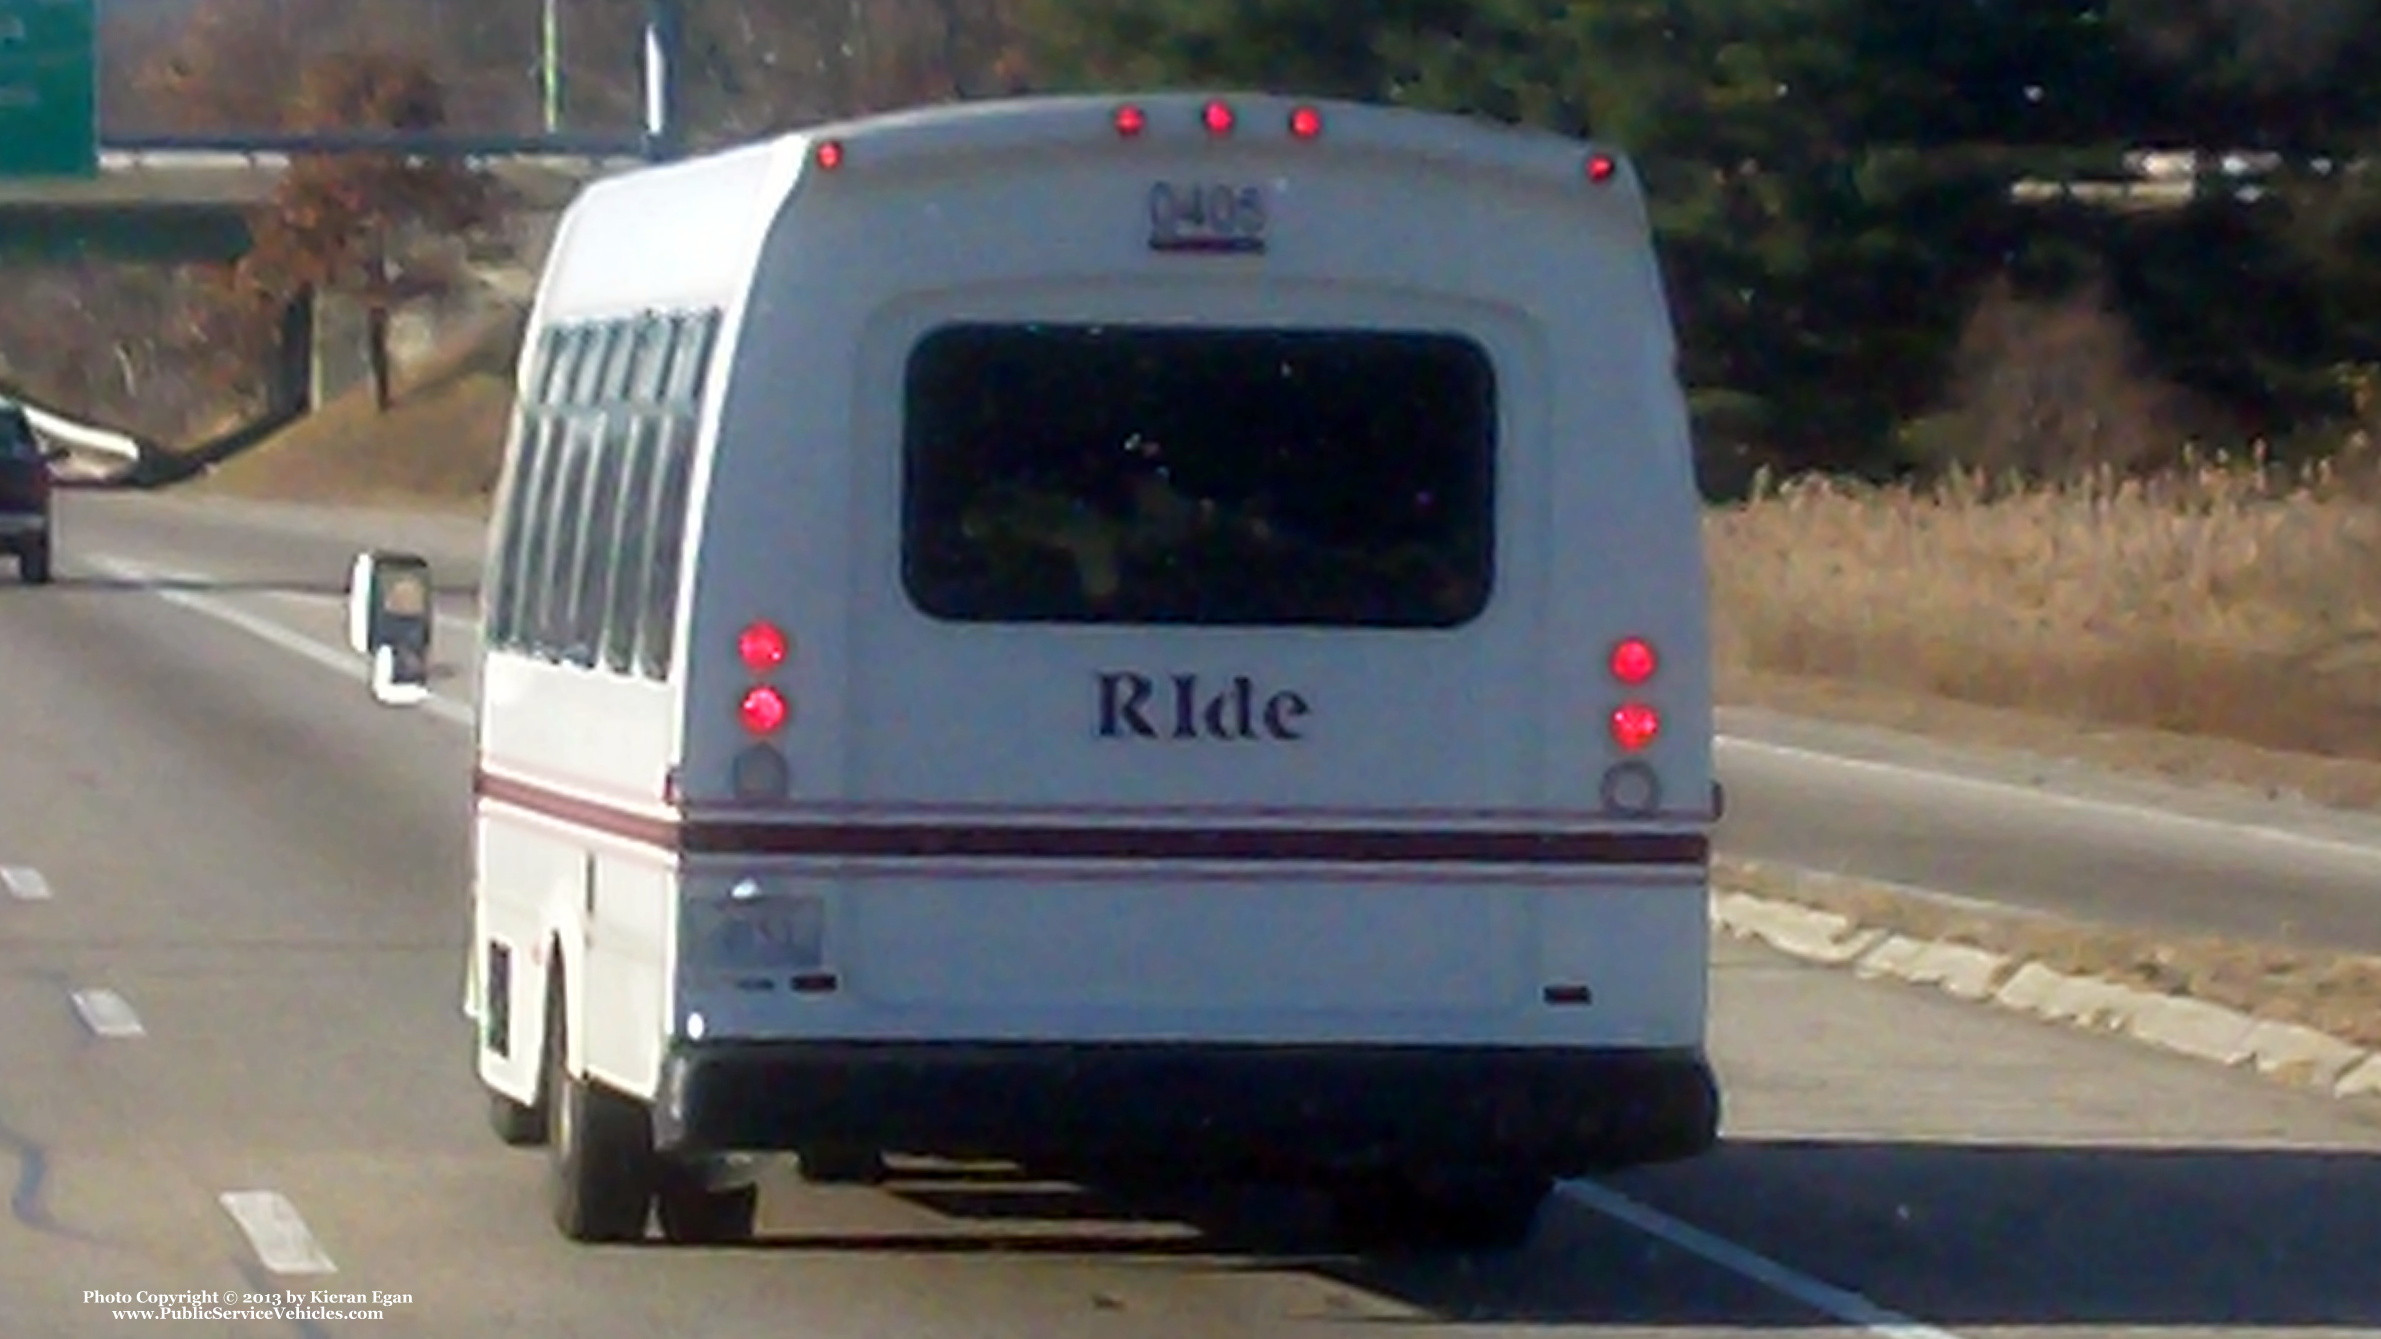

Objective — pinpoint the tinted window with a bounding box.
[488,418,550,644]
[571,414,630,664]
[603,420,664,674]
[901,324,1497,628]
[639,420,696,679]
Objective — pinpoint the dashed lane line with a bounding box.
[219,1190,337,1275]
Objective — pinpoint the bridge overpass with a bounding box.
[0,147,633,262]
[1,146,639,473]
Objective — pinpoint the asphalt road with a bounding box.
[1,490,2378,1336]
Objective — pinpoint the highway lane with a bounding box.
[0,492,2372,1335]
[57,489,2381,956]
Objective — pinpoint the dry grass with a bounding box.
[1720,858,2381,1051]
[191,312,521,516]
[1709,453,2381,792]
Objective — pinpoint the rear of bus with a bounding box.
[659,93,1720,1186]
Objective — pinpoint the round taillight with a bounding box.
[740,685,790,735]
[1202,100,1235,136]
[1586,153,1617,183]
[1610,702,1661,752]
[1289,106,1323,139]
[1609,637,1657,685]
[1114,104,1147,137]
[738,621,788,672]
[814,139,845,170]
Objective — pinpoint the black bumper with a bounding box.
[651,1041,1719,1178]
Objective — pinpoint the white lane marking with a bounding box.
[218,1190,337,1274]
[1717,733,2381,864]
[1562,1179,1968,1339]
[87,554,472,726]
[2,865,52,901]
[69,988,146,1039]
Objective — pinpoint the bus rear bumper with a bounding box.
[650,1040,1719,1179]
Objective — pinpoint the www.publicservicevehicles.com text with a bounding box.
[86,1290,411,1321]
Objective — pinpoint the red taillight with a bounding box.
[1114,104,1147,137]
[1202,100,1235,136]
[1610,703,1661,752]
[1289,105,1323,139]
[1587,153,1617,183]
[814,139,845,170]
[740,685,789,735]
[738,621,788,672]
[1609,637,1657,685]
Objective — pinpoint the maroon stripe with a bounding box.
[473,769,1708,866]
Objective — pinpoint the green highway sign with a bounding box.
[0,0,96,179]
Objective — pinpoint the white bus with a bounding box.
[465,91,1721,1252]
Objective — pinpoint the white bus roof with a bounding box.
[533,92,1642,324]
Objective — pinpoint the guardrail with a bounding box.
[17,401,148,482]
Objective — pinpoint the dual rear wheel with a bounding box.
[487,964,758,1245]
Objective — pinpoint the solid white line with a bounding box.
[218,1190,338,1275]
[1,865,52,901]
[87,554,472,726]
[1561,1179,1968,1339]
[1717,733,2381,863]
[69,988,145,1039]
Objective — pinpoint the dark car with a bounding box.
[0,401,57,584]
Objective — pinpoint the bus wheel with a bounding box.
[655,1161,759,1245]
[544,977,656,1242]
[487,1085,546,1147]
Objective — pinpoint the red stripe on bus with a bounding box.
[471,769,1708,866]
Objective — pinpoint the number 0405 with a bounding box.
[1147,183,1268,254]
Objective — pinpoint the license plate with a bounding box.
[695,899,825,971]
[1148,181,1268,255]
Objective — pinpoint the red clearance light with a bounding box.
[1609,637,1657,685]
[1202,100,1236,136]
[1289,106,1324,139]
[740,685,790,735]
[1114,104,1147,137]
[814,139,845,170]
[738,621,788,673]
[1586,153,1617,183]
[1610,702,1661,752]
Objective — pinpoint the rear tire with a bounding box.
[18,539,49,585]
[544,970,655,1242]
[488,1086,546,1147]
[654,1162,759,1245]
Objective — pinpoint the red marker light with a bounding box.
[740,685,790,735]
[1202,100,1236,136]
[814,139,845,170]
[1289,106,1324,139]
[1586,153,1617,183]
[1114,104,1147,137]
[738,621,788,672]
[1609,637,1657,685]
[1610,703,1661,752]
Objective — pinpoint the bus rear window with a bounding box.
[901,324,1496,628]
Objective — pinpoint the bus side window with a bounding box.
[525,323,609,660]
[573,384,631,667]
[489,328,574,648]
[635,310,716,680]
[602,315,674,675]
[510,325,588,658]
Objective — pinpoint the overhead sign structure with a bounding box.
[0,0,96,180]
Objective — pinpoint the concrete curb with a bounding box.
[1710,881,2381,1106]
